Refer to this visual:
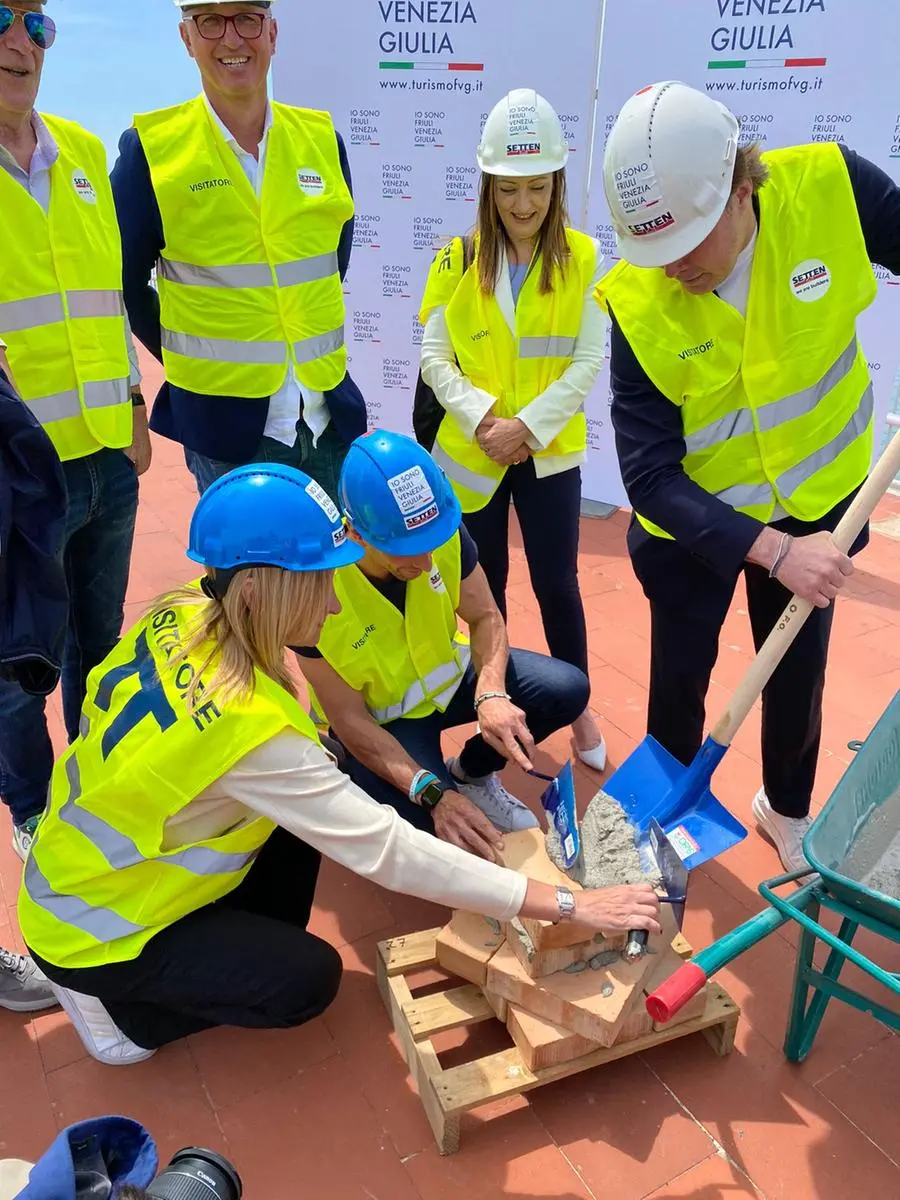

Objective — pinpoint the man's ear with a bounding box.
[178,20,196,61]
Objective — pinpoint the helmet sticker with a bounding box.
[305,479,340,524]
[386,465,435,515]
[332,525,348,547]
[404,504,439,531]
[508,101,538,140]
[614,161,663,217]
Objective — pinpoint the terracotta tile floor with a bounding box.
[1,351,898,1198]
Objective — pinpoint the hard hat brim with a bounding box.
[477,153,568,178]
[614,201,729,270]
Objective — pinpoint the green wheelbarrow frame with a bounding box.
[647,692,900,1058]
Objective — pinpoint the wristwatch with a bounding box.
[554,886,577,923]
[417,779,445,811]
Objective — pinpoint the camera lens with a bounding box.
[146,1147,242,1200]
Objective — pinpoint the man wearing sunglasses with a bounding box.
[112,0,364,503]
[0,1,150,861]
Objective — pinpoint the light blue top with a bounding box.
[509,262,529,306]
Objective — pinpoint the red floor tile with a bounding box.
[642,1153,764,1198]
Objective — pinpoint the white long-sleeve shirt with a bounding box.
[420,239,608,477]
[164,730,528,921]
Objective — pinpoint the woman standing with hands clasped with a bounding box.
[418,89,609,772]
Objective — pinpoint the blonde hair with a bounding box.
[475,169,570,295]
[148,567,334,712]
[731,142,769,194]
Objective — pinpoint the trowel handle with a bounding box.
[711,427,900,748]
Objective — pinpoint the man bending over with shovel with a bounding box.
[596,81,900,872]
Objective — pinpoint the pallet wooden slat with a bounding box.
[376,929,740,1154]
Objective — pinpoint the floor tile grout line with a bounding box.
[553,1142,599,1200]
[807,1028,897,1090]
[811,1082,900,1170]
[639,1056,769,1199]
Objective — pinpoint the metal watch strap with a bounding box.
[554,886,577,923]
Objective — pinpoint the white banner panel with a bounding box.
[273,0,603,439]
[587,0,900,498]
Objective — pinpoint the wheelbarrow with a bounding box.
[647,690,900,1061]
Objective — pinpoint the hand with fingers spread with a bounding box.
[432,789,504,861]
[574,883,662,935]
[475,695,536,772]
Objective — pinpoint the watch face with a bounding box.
[420,781,445,811]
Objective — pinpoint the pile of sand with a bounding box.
[546,787,659,890]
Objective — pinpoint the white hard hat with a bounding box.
[477,89,569,177]
[603,81,739,268]
[174,1,275,8]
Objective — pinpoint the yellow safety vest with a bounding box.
[309,534,470,724]
[418,229,595,512]
[134,96,354,397]
[0,113,132,462]
[18,590,321,969]
[596,143,877,538]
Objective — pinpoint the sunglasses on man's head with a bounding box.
[0,6,56,50]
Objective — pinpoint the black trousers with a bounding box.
[627,506,864,819]
[31,828,342,1050]
[463,460,589,676]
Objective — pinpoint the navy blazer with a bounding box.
[111,119,367,463]
[0,368,68,695]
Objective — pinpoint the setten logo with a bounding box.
[628,211,675,237]
[508,142,541,156]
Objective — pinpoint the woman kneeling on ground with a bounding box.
[17,465,660,1066]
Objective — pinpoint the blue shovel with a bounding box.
[603,427,900,872]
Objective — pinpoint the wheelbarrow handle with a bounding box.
[710,427,900,749]
[646,876,820,1023]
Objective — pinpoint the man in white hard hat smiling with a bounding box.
[596,80,900,873]
[111,1,365,503]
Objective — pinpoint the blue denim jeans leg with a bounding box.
[185,422,349,503]
[0,448,138,827]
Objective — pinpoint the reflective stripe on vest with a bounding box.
[158,251,339,291]
[367,645,471,723]
[161,325,345,367]
[519,335,577,359]
[27,378,130,425]
[685,336,860,454]
[0,288,124,331]
[25,854,147,943]
[431,444,497,497]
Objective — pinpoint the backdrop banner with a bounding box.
[273,0,603,439]
[274,0,900,500]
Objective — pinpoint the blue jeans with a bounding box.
[0,449,138,826]
[185,422,349,502]
[341,649,590,834]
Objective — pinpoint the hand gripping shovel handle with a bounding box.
[709,427,900,750]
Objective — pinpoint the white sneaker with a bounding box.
[12,815,39,863]
[751,788,812,874]
[447,757,539,833]
[51,985,157,1066]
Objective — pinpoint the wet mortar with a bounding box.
[546,788,660,891]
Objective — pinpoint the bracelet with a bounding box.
[409,770,439,802]
[474,691,510,711]
[769,532,794,579]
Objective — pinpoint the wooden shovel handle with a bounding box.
[710,428,900,748]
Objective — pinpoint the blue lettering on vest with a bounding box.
[94,629,178,760]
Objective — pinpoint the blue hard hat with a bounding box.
[187,464,364,573]
[339,430,461,556]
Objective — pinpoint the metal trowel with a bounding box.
[623,819,689,963]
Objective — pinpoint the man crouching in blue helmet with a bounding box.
[295,430,592,857]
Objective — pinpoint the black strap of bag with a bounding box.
[413,234,474,450]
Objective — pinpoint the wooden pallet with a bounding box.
[376,928,740,1155]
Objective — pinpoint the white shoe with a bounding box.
[751,788,812,874]
[575,735,608,772]
[447,757,539,833]
[51,985,157,1066]
[12,815,39,863]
